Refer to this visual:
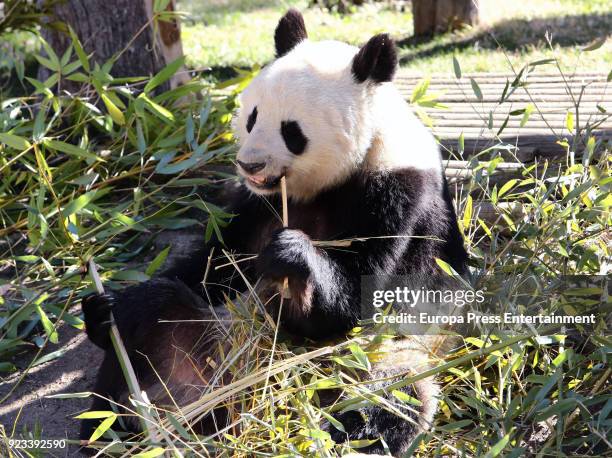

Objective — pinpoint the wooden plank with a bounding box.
[396,70,611,157]
[398,72,607,82]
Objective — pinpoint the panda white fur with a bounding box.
[81,9,467,456]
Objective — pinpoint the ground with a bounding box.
[0,324,102,456]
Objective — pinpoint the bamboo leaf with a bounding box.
[144,56,185,94]
[0,133,31,150]
[319,409,346,432]
[61,190,100,218]
[392,390,422,406]
[44,139,101,161]
[101,93,126,125]
[452,55,462,79]
[140,94,175,123]
[145,246,171,276]
[498,179,519,197]
[36,305,58,344]
[520,103,534,127]
[75,411,116,420]
[582,36,607,52]
[565,111,575,132]
[133,448,166,458]
[463,195,473,229]
[89,414,117,442]
[470,78,483,101]
[484,432,512,458]
[69,26,90,72]
[435,258,458,276]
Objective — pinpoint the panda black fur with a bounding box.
[81,9,467,456]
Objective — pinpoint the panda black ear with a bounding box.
[274,9,308,58]
[351,33,397,84]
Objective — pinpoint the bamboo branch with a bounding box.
[280,177,291,299]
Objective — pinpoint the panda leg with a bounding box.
[80,278,210,439]
[330,379,431,456]
[79,352,130,442]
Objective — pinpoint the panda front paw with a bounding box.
[258,228,313,282]
[82,293,114,350]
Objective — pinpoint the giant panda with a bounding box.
[81,9,468,456]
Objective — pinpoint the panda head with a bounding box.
[234,9,399,201]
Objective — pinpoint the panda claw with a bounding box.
[82,292,114,350]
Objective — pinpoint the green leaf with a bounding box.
[69,26,90,72]
[32,348,66,366]
[496,115,509,136]
[111,270,149,282]
[470,78,483,101]
[144,56,185,94]
[34,54,59,72]
[528,58,556,67]
[47,392,92,399]
[36,305,58,344]
[535,398,577,421]
[582,36,607,52]
[61,190,99,218]
[438,419,473,431]
[0,133,32,150]
[101,93,126,125]
[463,195,473,229]
[484,432,512,458]
[39,37,60,70]
[498,179,518,197]
[140,94,175,123]
[435,258,458,276]
[520,103,534,127]
[348,343,370,371]
[145,246,171,276]
[89,414,117,442]
[75,410,116,419]
[452,55,462,79]
[565,111,574,132]
[392,390,422,406]
[0,362,17,372]
[153,0,172,13]
[133,448,166,458]
[44,139,101,161]
[410,78,430,104]
[166,413,193,440]
[319,409,346,433]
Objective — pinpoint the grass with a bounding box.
[0,3,611,457]
[180,0,412,73]
[179,0,612,77]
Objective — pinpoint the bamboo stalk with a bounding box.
[86,259,159,443]
[280,176,291,299]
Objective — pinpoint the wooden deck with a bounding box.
[395,71,612,159]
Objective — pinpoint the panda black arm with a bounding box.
[159,185,268,298]
[258,169,449,338]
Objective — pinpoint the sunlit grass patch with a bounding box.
[178,0,612,75]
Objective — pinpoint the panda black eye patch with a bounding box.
[246,106,258,133]
[281,120,308,155]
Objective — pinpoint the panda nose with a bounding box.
[237,160,266,175]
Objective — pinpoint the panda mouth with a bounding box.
[246,174,283,190]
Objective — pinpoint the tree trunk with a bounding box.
[38,0,187,92]
[412,0,479,38]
